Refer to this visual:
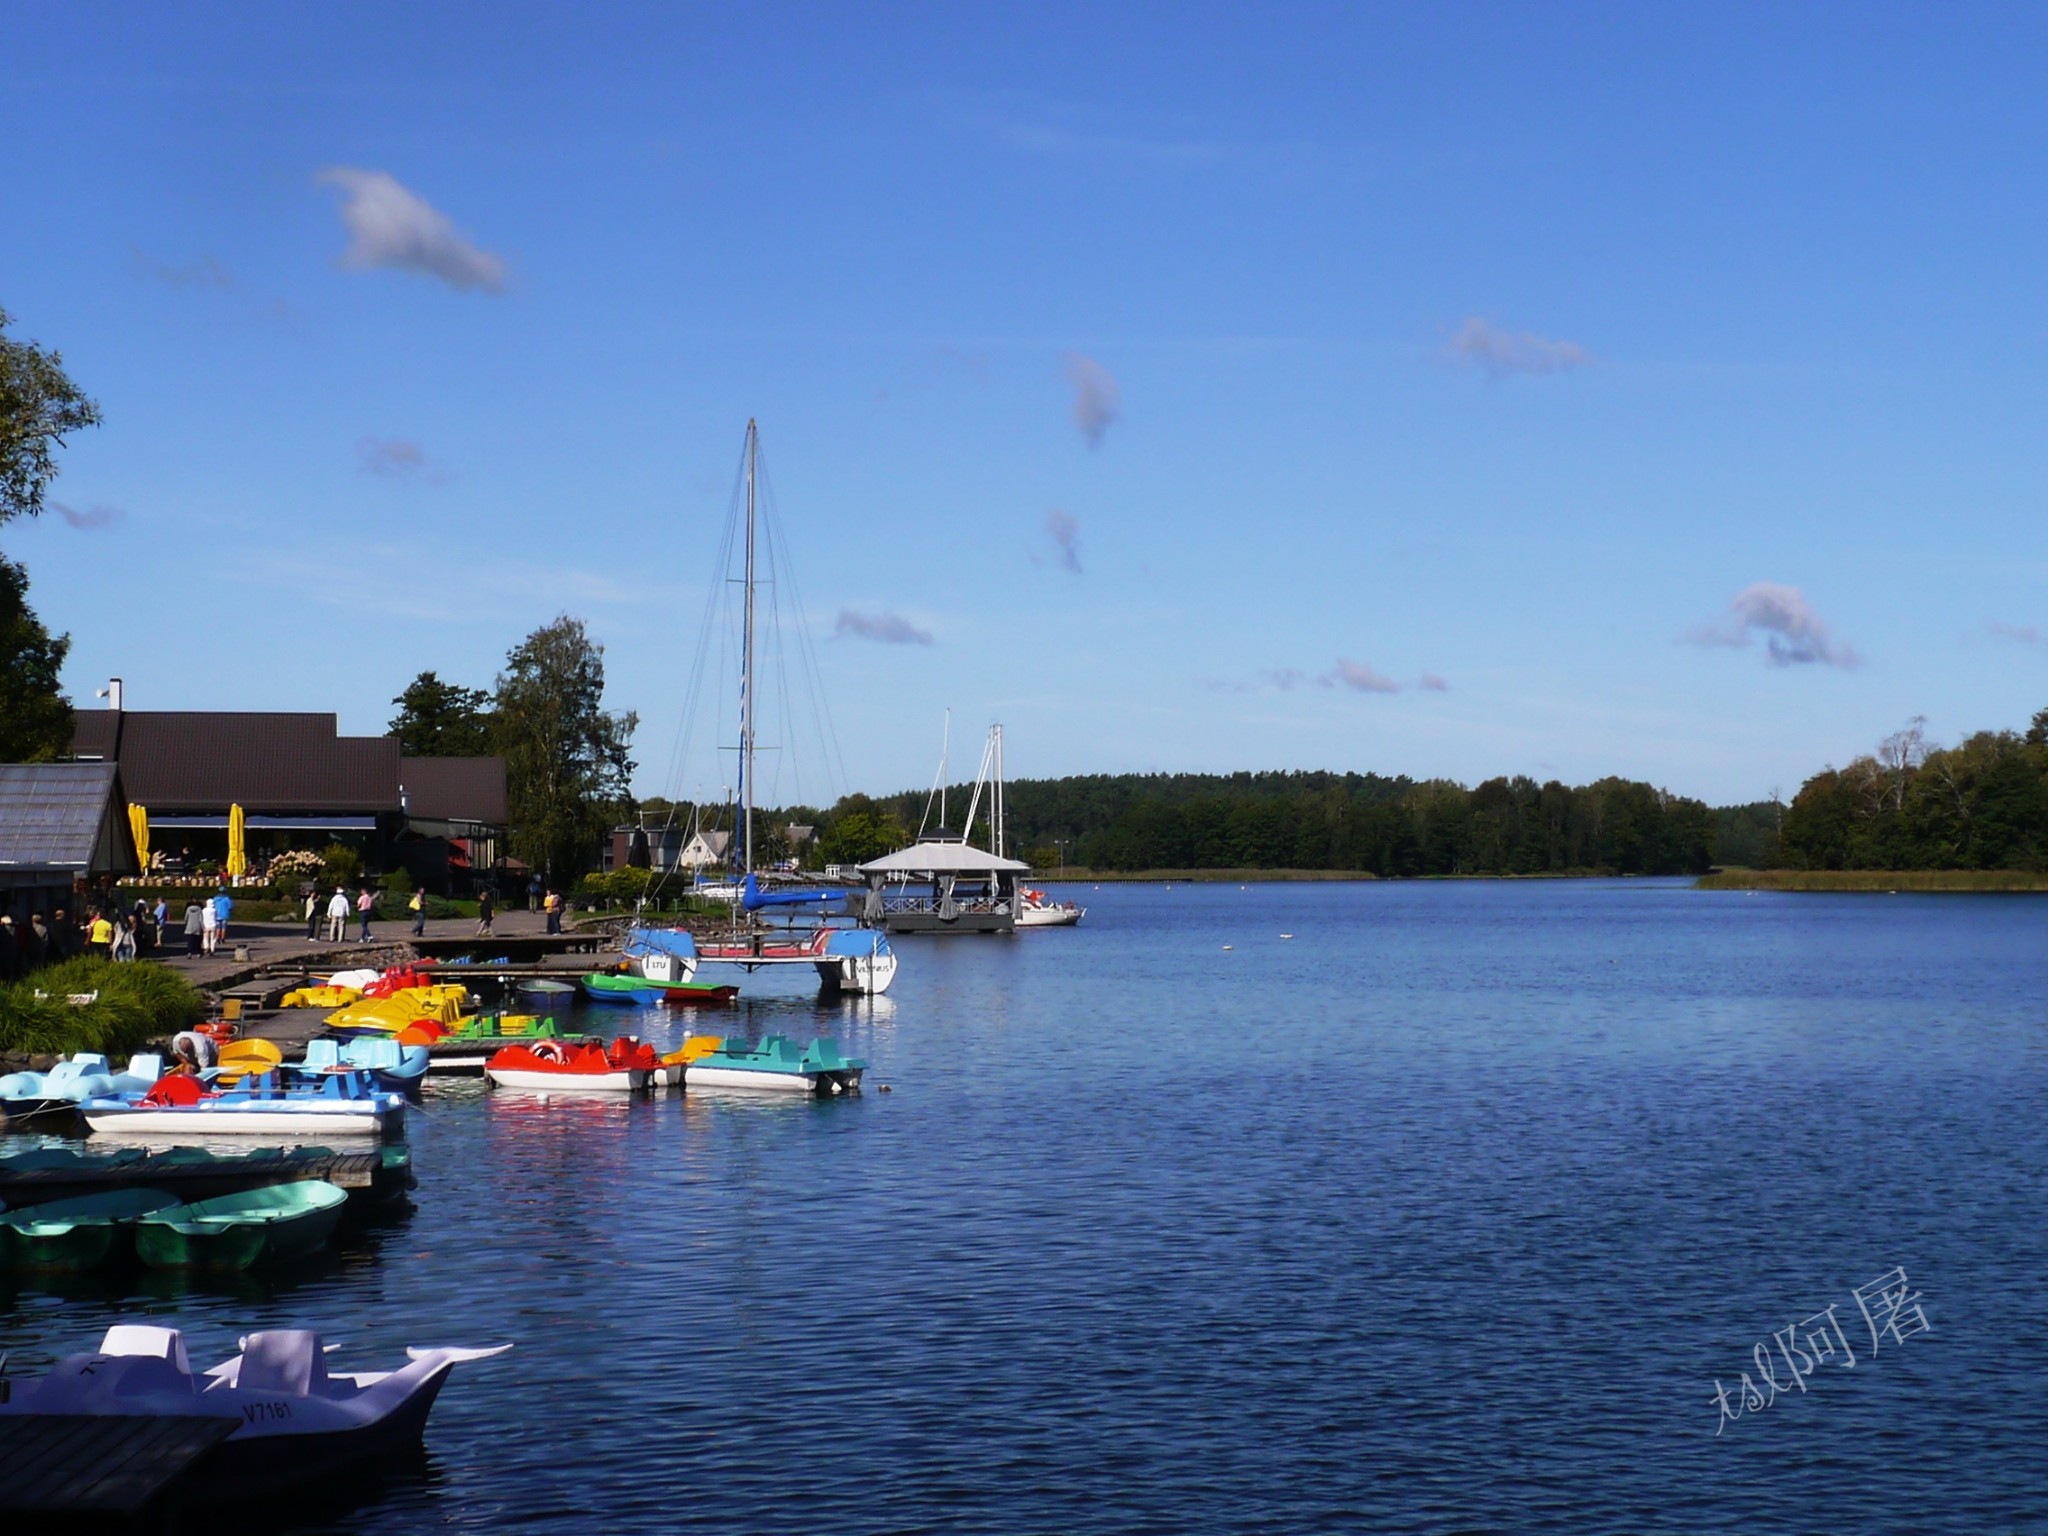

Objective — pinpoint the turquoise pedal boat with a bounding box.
[684,1034,864,1095]
[134,1180,350,1272]
[0,1187,180,1272]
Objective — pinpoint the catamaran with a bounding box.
[624,420,897,999]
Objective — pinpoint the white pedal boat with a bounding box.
[81,1095,404,1137]
[0,1324,510,1495]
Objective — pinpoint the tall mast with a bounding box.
[741,419,758,877]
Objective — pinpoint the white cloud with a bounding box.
[317,168,507,293]
[1691,582,1860,668]
[834,610,933,646]
[1447,317,1591,378]
[1065,353,1122,447]
[1324,658,1400,694]
[1046,508,1082,573]
[1418,672,1450,692]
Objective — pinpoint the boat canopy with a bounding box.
[858,841,1031,876]
[624,927,699,960]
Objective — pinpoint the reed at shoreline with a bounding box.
[1696,869,2048,893]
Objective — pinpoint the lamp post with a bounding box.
[1055,839,1068,880]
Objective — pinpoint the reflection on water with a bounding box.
[5,883,2046,1532]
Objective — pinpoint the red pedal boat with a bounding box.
[483,1037,676,1093]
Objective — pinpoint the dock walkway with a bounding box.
[0,1413,236,1525]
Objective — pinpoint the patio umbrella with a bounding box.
[128,803,149,868]
[226,802,247,877]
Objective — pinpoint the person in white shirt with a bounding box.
[325,887,350,942]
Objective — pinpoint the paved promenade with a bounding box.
[152,910,594,993]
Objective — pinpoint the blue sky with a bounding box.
[6,3,2047,807]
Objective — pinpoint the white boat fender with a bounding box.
[530,1041,566,1063]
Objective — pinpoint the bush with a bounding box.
[382,866,415,896]
[319,843,362,888]
[0,958,208,1057]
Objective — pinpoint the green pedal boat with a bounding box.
[134,1180,350,1272]
[0,1187,179,1272]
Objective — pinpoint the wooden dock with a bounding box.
[0,1413,236,1527]
[0,1146,385,1205]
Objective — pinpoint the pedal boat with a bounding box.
[0,1187,179,1272]
[484,1036,667,1092]
[0,1324,511,1496]
[134,1180,350,1271]
[683,1034,864,1095]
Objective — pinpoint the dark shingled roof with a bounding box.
[71,712,400,814]
[401,756,508,825]
[0,762,137,872]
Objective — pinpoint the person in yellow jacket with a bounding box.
[88,910,113,957]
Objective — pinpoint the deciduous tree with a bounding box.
[388,671,494,756]
[0,555,70,761]
[494,617,637,881]
[0,306,100,526]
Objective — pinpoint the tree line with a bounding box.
[668,770,1727,878]
[1776,710,2048,871]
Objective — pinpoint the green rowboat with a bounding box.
[0,1187,180,1272]
[134,1180,349,1272]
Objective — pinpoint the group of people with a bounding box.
[305,887,382,944]
[0,890,241,980]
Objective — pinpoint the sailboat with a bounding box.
[624,421,897,1002]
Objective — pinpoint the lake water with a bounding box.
[6,879,2046,1532]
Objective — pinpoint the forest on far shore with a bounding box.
[650,708,2048,881]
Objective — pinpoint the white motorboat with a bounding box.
[1016,888,1085,928]
[0,1323,509,1496]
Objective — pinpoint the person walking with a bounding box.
[110,916,138,962]
[88,908,114,958]
[543,888,561,935]
[183,900,204,956]
[474,886,495,938]
[198,895,219,955]
[356,887,375,943]
[409,887,427,938]
[213,889,233,944]
[305,888,321,940]
[151,895,168,934]
[325,887,350,943]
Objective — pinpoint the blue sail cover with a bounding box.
[740,873,844,912]
[624,927,698,960]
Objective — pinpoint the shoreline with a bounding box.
[1696,869,2048,893]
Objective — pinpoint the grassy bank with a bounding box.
[0,958,209,1057]
[1697,869,2048,893]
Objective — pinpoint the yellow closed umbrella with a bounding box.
[128,803,149,869]
[226,803,247,878]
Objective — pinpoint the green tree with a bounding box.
[818,796,907,866]
[494,616,637,881]
[0,554,71,760]
[388,671,494,755]
[1,306,101,525]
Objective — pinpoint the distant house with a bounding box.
[682,829,733,869]
[0,761,139,918]
[69,709,505,890]
[602,824,732,874]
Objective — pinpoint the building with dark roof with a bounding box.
[0,761,138,917]
[69,709,505,891]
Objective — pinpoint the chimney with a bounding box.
[96,678,124,711]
